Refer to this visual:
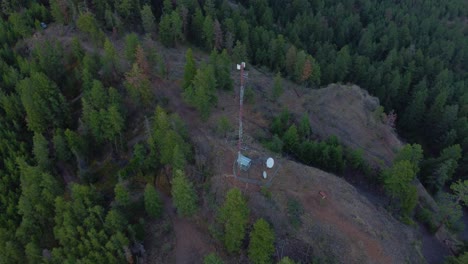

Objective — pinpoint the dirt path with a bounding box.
[162,195,214,264]
[291,190,393,264]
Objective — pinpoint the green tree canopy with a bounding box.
[141,4,156,34]
[248,218,275,264]
[218,188,250,253]
[383,160,417,216]
[171,170,197,217]
[184,64,217,120]
[183,48,197,90]
[124,33,140,62]
[272,72,283,100]
[17,72,69,133]
[144,184,162,218]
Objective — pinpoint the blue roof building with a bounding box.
[237,153,252,171]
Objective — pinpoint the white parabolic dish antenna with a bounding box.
[266,157,274,168]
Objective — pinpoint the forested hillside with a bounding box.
[0,0,467,263]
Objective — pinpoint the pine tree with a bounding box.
[183,48,196,90]
[184,64,217,120]
[298,114,311,140]
[214,19,223,51]
[203,16,214,50]
[232,41,247,63]
[171,10,183,44]
[50,0,69,24]
[18,72,69,133]
[283,125,299,154]
[159,14,172,47]
[211,49,233,90]
[125,63,153,106]
[144,184,162,218]
[102,38,119,80]
[171,169,197,217]
[135,45,150,76]
[141,4,156,34]
[248,219,275,264]
[383,160,417,216]
[53,129,71,162]
[114,182,130,207]
[451,180,468,206]
[33,132,50,169]
[335,45,351,82]
[191,8,205,45]
[124,33,139,62]
[76,12,103,45]
[400,79,428,134]
[218,188,250,253]
[394,144,423,175]
[272,72,283,100]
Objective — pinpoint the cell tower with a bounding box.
[236,62,251,171]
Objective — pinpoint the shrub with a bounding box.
[287,198,304,229]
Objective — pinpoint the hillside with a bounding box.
[0,1,467,264]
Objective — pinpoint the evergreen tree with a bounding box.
[135,45,151,76]
[17,72,69,133]
[298,114,311,140]
[159,14,173,47]
[171,144,186,171]
[272,72,283,100]
[76,12,103,45]
[383,160,417,216]
[451,180,468,206]
[159,11,183,47]
[141,4,156,34]
[171,10,183,44]
[50,0,69,24]
[52,184,129,262]
[191,8,205,45]
[217,116,232,138]
[203,16,214,51]
[53,129,71,162]
[171,169,197,217]
[102,38,119,80]
[210,49,233,90]
[124,33,139,62]
[214,19,223,51]
[218,188,250,253]
[144,184,162,218]
[435,191,463,232]
[184,64,217,120]
[285,46,297,77]
[32,132,50,169]
[232,41,247,63]
[394,144,424,176]
[248,219,275,264]
[283,125,299,154]
[335,45,351,82]
[125,63,153,106]
[16,159,61,244]
[400,79,428,135]
[183,48,197,90]
[114,182,130,207]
